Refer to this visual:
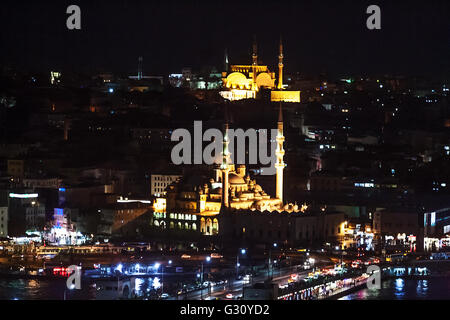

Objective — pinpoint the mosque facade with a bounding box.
[151,104,304,237]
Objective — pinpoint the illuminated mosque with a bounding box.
[153,104,304,236]
[220,37,300,103]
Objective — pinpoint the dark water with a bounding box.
[0,278,94,300]
[340,277,450,300]
[1,277,450,300]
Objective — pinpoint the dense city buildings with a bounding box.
[1,50,450,251]
[150,173,182,197]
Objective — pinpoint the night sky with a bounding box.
[0,0,449,77]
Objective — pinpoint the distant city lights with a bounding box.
[9,193,38,199]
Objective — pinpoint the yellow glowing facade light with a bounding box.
[219,89,256,101]
[270,91,300,103]
[50,71,61,85]
[153,198,166,213]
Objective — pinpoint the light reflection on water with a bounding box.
[394,278,404,299]
[340,277,450,300]
[0,278,94,300]
[416,279,428,298]
[0,276,160,300]
[0,278,66,300]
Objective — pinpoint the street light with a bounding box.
[236,249,246,279]
[114,263,123,299]
[234,248,248,299]
[115,263,123,273]
[268,243,277,279]
[154,263,164,298]
[201,256,211,300]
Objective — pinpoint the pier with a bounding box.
[276,260,450,300]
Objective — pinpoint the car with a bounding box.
[160,293,169,299]
[210,253,223,259]
[226,293,233,299]
[351,260,362,268]
[181,254,191,259]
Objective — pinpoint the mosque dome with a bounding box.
[212,187,222,194]
[229,173,246,185]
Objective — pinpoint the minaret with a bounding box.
[251,35,258,90]
[277,36,284,90]
[275,102,285,203]
[137,56,143,80]
[221,119,231,207]
[224,48,229,72]
[252,36,258,66]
